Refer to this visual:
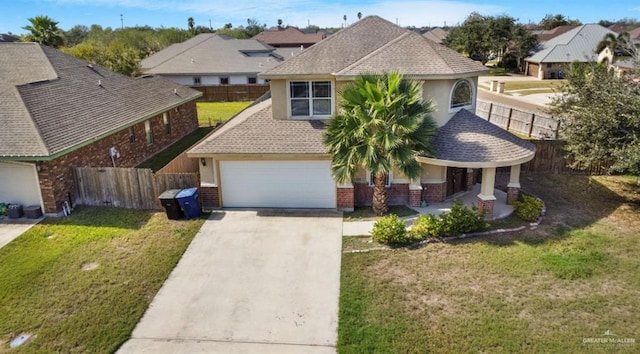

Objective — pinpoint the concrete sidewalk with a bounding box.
[118,210,343,354]
[0,216,43,249]
[343,185,513,236]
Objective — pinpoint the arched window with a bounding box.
[450,80,473,109]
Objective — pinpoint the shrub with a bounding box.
[439,200,489,236]
[514,195,544,221]
[409,214,443,240]
[371,214,410,245]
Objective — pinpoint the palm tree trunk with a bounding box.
[372,172,389,215]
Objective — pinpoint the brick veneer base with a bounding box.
[422,182,447,203]
[478,198,495,219]
[200,186,220,209]
[409,189,422,207]
[353,183,409,207]
[337,187,354,211]
[506,187,520,205]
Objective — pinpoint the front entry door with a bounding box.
[446,167,467,197]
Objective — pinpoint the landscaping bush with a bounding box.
[371,214,410,245]
[514,195,544,221]
[439,200,489,236]
[409,214,443,240]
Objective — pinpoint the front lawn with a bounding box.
[197,101,252,126]
[0,207,205,352]
[339,175,640,353]
[503,80,565,91]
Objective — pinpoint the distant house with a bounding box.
[537,25,578,42]
[141,33,305,101]
[422,27,447,44]
[525,24,617,79]
[253,26,325,48]
[0,33,18,42]
[0,43,201,215]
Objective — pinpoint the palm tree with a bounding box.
[357,12,362,20]
[22,15,65,48]
[596,32,632,56]
[324,73,437,215]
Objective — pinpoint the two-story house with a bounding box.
[188,16,536,218]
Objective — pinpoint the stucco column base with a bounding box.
[506,186,520,205]
[337,183,354,212]
[409,185,422,207]
[477,194,496,220]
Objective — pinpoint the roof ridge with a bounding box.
[10,84,51,156]
[145,34,217,70]
[336,31,411,75]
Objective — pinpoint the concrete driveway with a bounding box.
[0,217,43,250]
[118,209,343,353]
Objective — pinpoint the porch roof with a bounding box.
[419,109,536,168]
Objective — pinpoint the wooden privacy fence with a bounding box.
[157,151,199,174]
[74,167,199,210]
[521,140,611,175]
[476,99,560,139]
[190,84,270,102]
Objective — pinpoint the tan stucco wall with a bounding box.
[270,79,287,120]
[422,77,478,127]
[421,163,446,183]
[199,158,216,186]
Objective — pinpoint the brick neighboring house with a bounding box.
[0,42,201,215]
[188,16,536,218]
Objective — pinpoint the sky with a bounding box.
[2,0,640,35]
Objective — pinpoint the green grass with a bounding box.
[344,205,418,221]
[339,175,640,353]
[137,127,213,172]
[515,88,556,96]
[197,101,252,126]
[0,207,206,352]
[487,67,510,76]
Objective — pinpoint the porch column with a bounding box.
[506,164,521,205]
[337,182,354,212]
[478,167,496,219]
[409,179,422,207]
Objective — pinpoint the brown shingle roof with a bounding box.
[0,43,201,158]
[432,109,536,165]
[253,27,325,47]
[261,16,487,78]
[189,99,327,155]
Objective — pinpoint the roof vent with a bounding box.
[173,88,178,94]
[191,58,195,63]
[98,79,102,86]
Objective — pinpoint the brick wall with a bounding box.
[422,182,447,203]
[478,198,495,219]
[337,187,354,211]
[354,183,409,207]
[200,186,220,209]
[37,100,198,213]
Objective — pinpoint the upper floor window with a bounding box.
[248,76,257,84]
[220,77,229,84]
[289,81,332,118]
[450,80,473,110]
[193,76,201,85]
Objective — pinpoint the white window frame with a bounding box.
[287,80,334,119]
[367,170,392,187]
[163,112,171,135]
[144,120,153,145]
[449,79,474,112]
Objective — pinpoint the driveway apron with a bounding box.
[118,209,343,353]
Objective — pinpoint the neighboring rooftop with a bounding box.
[253,26,326,48]
[141,34,286,75]
[261,16,487,79]
[537,25,578,42]
[189,99,327,156]
[0,33,19,42]
[422,27,447,44]
[431,109,536,165]
[0,42,201,158]
[527,24,617,63]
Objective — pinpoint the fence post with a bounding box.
[554,119,561,139]
[528,113,535,138]
[506,108,513,132]
[487,103,493,122]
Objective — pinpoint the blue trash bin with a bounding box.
[176,187,201,219]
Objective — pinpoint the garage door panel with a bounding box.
[0,162,42,207]
[220,160,336,208]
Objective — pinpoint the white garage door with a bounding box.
[220,160,336,208]
[0,162,42,207]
